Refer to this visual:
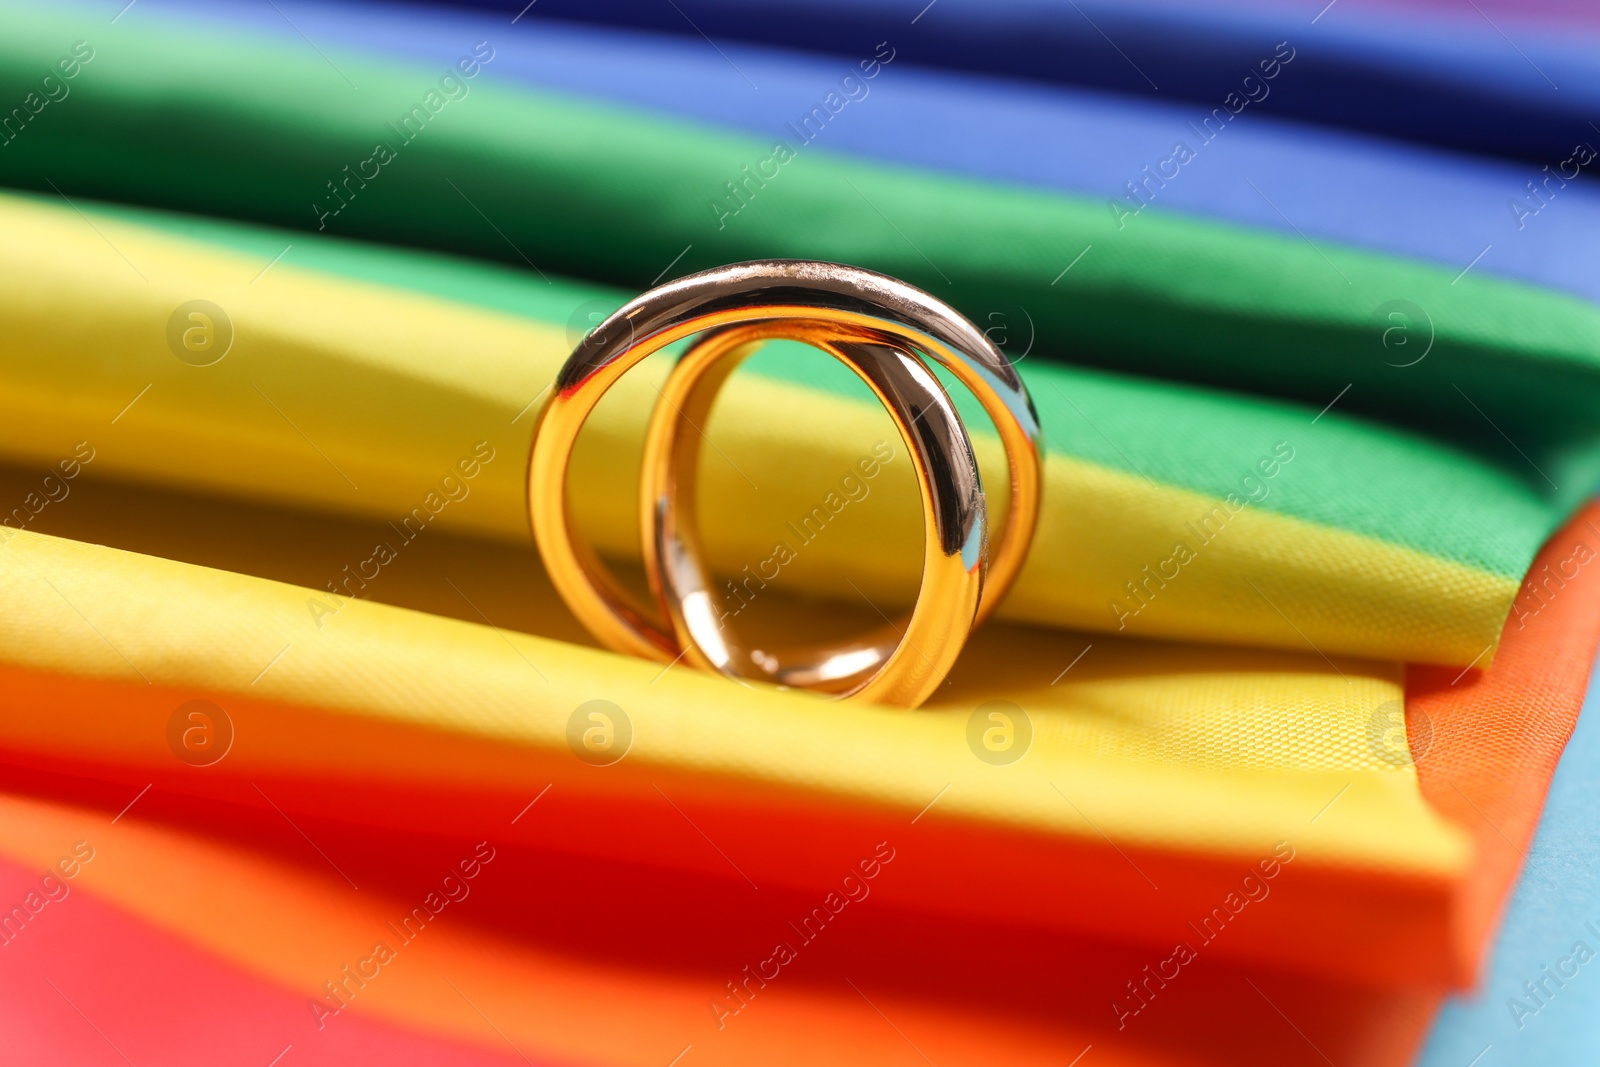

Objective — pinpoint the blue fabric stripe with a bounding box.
[366,0,1600,162]
[120,0,1600,307]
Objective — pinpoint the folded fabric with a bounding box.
[390,0,1600,161]
[0,842,521,1066]
[0,190,1577,668]
[0,488,1593,1065]
[1419,650,1600,1064]
[0,791,1438,1067]
[6,5,1600,454]
[0,433,1596,987]
[125,0,1600,310]
[0,494,1451,987]
[4,8,1597,1065]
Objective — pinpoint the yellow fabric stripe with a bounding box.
[0,526,1468,877]
[0,192,1511,664]
[692,379,1519,666]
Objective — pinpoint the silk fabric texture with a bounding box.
[0,4,1595,1066]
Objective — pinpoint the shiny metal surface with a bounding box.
[527,259,1042,706]
[641,319,985,707]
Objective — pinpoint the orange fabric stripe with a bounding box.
[0,784,1438,1066]
[1410,500,1600,984]
[0,662,1455,988]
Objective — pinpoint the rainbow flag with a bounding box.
[1,2,1596,1063]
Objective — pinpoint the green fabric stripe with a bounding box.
[51,193,1562,579]
[2,5,1600,468]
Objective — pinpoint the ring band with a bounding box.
[528,260,1043,704]
[641,319,985,708]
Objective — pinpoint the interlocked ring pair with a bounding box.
[528,260,1042,709]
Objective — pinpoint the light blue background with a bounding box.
[1420,650,1600,1066]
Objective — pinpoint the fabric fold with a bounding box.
[143,0,1600,307]
[1,6,1596,1063]
[408,0,1600,162]
[0,191,1572,665]
[0,792,1438,1066]
[0,494,1592,1067]
[0,511,1464,986]
[4,5,1600,452]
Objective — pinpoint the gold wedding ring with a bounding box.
[642,319,985,708]
[528,260,1041,708]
